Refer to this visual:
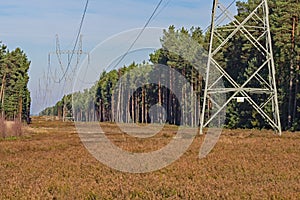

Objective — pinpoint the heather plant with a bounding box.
[13,119,22,137]
[0,117,6,138]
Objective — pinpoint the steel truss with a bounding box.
[200,0,282,135]
[48,34,89,80]
[48,34,89,121]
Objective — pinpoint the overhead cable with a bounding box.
[106,0,164,71]
[56,0,89,83]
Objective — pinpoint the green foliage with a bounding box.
[221,0,300,130]
[0,43,31,122]
[269,0,300,130]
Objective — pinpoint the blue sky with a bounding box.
[0,0,236,114]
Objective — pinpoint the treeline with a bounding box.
[0,43,31,123]
[41,60,203,127]
[40,0,299,131]
[41,26,206,126]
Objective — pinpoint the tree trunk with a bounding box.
[292,15,299,126]
[294,64,299,123]
[0,73,6,118]
[99,99,102,122]
[1,87,5,119]
[127,90,130,123]
[111,92,114,122]
[117,83,121,122]
[18,96,22,122]
[142,87,145,123]
[288,15,297,128]
[158,79,162,123]
[63,103,67,122]
[131,89,135,123]
[191,82,194,127]
[135,92,139,123]
[169,69,172,124]
[0,73,6,101]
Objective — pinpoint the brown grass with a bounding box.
[0,117,299,199]
[0,117,6,138]
[13,119,23,137]
[0,120,23,139]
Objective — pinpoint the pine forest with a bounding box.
[0,44,31,123]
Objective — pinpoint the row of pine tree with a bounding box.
[0,43,31,123]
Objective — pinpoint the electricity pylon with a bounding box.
[48,34,89,81]
[200,0,282,135]
[48,34,89,121]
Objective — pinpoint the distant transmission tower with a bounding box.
[48,34,89,81]
[48,34,89,121]
[200,0,282,135]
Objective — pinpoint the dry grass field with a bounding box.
[0,117,299,199]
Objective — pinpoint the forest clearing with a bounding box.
[0,117,299,199]
[1,0,300,199]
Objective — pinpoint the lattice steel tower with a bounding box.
[48,34,89,121]
[200,0,282,135]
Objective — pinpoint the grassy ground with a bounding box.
[0,117,299,199]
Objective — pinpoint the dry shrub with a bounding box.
[13,120,23,137]
[0,117,6,138]
[1,117,300,199]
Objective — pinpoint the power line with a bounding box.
[106,0,164,71]
[40,0,89,114]
[56,0,89,83]
[152,0,171,21]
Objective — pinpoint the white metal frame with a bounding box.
[200,0,282,135]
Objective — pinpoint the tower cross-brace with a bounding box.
[200,0,282,135]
